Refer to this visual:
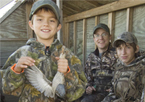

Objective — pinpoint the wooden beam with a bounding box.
[126,8,133,32]
[83,19,86,68]
[85,0,101,7]
[64,0,145,23]
[25,2,33,39]
[108,12,115,42]
[73,21,77,55]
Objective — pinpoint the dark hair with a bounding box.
[115,40,138,57]
[31,7,57,24]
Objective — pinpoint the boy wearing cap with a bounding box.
[102,32,145,102]
[0,0,87,102]
[81,23,117,102]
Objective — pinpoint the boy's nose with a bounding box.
[44,21,49,26]
[121,48,126,54]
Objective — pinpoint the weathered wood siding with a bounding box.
[0,3,28,67]
[86,17,95,60]
[69,22,74,52]
[132,5,145,49]
[114,9,127,39]
[0,4,27,39]
[76,20,83,62]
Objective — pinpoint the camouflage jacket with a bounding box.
[0,38,87,102]
[102,54,145,102]
[85,44,117,95]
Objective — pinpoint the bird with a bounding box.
[25,47,66,99]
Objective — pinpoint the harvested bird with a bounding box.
[25,47,66,99]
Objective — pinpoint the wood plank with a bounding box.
[132,5,145,49]
[83,19,86,68]
[66,23,69,47]
[25,2,33,39]
[95,16,100,26]
[73,21,77,55]
[108,12,115,42]
[126,8,133,32]
[64,0,145,23]
[86,17,95,60]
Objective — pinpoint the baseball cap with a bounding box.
[93,23,110,35]
[113,32,138,47]
[29,0,60,24]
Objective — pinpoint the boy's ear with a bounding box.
[135,45,139,53]
[29,21,34,30]
[57,24,61,32]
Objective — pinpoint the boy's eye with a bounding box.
[50,20,55,22]
[37,19,42,21]
[117,47,122,50]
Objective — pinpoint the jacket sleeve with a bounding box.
[64,48,87,102]
[0,48,25,97]
[84,53,94,87]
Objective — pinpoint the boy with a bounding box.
[102,32,145,102]
[0,0,87,102]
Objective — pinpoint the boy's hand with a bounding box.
[14,57,35,73]
[55,57,68,74]
[86,86,96,94]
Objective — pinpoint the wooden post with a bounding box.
[56,0,63,43]
[108,12,115,42]
[126,7,133,32]
[83,19,86,68]
[73,21,77,55]
[25,2,33,39]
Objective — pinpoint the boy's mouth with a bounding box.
[41,29,50,32]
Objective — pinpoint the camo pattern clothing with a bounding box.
[0,38,87,102]
[102,54,145,102]
[84,44,117,100]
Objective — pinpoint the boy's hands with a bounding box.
[55,57,68,74]
[14,57,35,73]
[86,86,96,94]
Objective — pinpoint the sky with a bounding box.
[0,0,16,18]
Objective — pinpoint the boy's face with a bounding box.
[116,43,138,65]
[93,28,111,53]
[29,9,61,43]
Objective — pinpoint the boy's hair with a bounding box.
[31,7,57,23]
[29,0,61,24]
[115,40,137,51]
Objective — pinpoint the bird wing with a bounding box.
[25,65,54,98]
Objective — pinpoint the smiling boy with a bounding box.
[0,0,87,102]
[102,32,145,102]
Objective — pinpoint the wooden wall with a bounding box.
[0,2,33,68]
[63,0,145,67]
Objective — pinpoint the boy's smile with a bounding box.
[29,9,61,46]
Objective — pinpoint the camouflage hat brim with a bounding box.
[113,32,138,47]
[93,23,110,35]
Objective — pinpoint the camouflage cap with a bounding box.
[93,23,110,35]
[29,0,60,24]
[113,32,138,47]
